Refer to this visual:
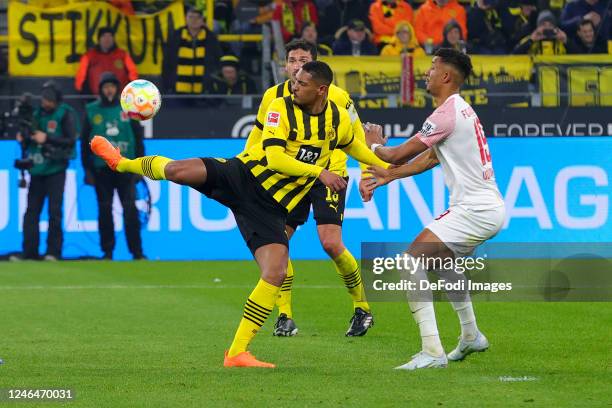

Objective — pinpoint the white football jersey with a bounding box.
[416,94,504,210]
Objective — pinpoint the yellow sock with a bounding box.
[228,279,280,357]
[116,155,173,180]
[276,259,294,318]
[333,249,370,312]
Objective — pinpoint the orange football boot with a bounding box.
[90,135,123,171]
[223,351,275,368]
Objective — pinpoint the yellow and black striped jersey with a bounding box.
[243,80,366,177]
[237,96,355,212]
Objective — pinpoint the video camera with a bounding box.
[1,94,36,172]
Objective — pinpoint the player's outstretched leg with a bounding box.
[90,135,206,186]
[317,225,373,336]
[224,243,287,368]
[273,259,298,336]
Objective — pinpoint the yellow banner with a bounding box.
[321,55,533,108]
[534,55,612,106]
[8,0,185,76]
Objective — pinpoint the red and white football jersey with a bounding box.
[416,94,504,210]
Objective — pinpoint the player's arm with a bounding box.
[263,100,347,191]
[335,90,370,172]
[337,120,390,169]
[244,87,277,151]
[365,105,454,164]
[367,148,439,188]
[365,123,429,164]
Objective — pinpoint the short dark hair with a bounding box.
[186,7,203,16]
[285,39,317,61]
[434,47,473,80]
[301,61,333,86]
[578,18,595,31]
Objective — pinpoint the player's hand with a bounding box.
[16,132,23,143]
[318,169,347,192]
[361,176,378,199]
[367,165,394,187]
[364,122,387,148]
[359,177,374,202]
[33,130,47,144]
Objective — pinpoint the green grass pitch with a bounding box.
[0,261,610,407]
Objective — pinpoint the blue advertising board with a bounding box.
[0,138,610,260]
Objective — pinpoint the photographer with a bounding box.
[81,72,145,260]
[513,10,568,55]
[12,83,78,261]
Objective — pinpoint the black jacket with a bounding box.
[161,26,223,93]
[332,31,378,56]
[566,37,608,54]
[319,0,371,45]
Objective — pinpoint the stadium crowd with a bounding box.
[8,0,610,97]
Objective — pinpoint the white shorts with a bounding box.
[426,204,505,257]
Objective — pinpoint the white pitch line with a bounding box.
[0,284,339,290]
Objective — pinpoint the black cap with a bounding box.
[41,80,62,103]
[220,55,240,69]
[98,71,120,92]
[97,27,114,39]
[348,19,366,31]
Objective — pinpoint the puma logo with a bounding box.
[329,203,339,212]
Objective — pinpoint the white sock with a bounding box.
[403,254,444,357]
[409,301,445,357]
[451,301,478,341]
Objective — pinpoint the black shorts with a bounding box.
[195,158,288,254]
[286,177,348,230]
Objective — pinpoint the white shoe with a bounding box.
[394,351,448,370]
[447,331,489,361]
[44,255,58,261]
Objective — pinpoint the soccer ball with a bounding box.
[120,79,161,121]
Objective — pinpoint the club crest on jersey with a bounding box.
[266,111,280,127]
[420,120,437,137]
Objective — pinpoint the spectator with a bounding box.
[414,0,467,48]
[567,18,608,53]
[332,19,379,55]
[205,55,257,95]
[250,0,280,26]
[161,7,223,96]
[505,0,539,49]
[319,0,371,46]
[369,0,414,46]
[272,0,319,42]
[437,19,470,53]
[513,10,568,54]
[75,27,138,95]
[81,72,145,261]
[380,21,426,56]
[561,0,610,41]
[468,0,514,54]
[109,0,135,15]
[301,22,333,55]
[10,82,78,261]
